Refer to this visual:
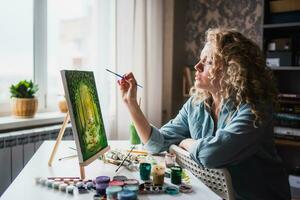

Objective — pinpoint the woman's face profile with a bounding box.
[194,43,216,92]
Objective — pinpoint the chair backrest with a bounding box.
[169,144,235,200]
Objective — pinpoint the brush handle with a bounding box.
[105,69,143,88]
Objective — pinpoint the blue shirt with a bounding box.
[144,97,290,200]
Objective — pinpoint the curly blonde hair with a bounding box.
[191,28,278,125]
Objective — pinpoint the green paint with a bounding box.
[139,163,151,181]
[129,122,141,145]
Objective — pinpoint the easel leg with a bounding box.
[80,165,85,180]
[48,112,70,166]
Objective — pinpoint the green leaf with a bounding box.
[9,79,39,98]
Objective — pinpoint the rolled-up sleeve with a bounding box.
[189,104,266,168]
[143,98,192,153]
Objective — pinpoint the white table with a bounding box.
[0,140,221,200]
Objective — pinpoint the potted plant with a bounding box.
[10,80,39,118]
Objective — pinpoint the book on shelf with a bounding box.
[274,113,300,127]
[274,126,300,141]
[278,93,300,99]
[279,103,300,114]
[274,113,300,121]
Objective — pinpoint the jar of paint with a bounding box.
[165,153,176,168]
[139,162,151,181]
[152,164,165,185]
[171,166,182,185]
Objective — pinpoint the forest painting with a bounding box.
[61,70,108,163]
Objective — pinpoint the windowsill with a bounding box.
[0,112,66,133]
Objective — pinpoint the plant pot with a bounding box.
[11,97,38,118]
[58,97,68,113]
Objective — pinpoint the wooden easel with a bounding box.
[48,112,86,179]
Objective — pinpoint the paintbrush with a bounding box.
[105,68,143,88]
[58,154,78,161]
[115,146,135,172]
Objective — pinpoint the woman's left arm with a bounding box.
[188,104,269,168]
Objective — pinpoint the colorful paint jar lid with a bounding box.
[96,176,110,184]
[53,181,60,189]
[179,183,193,193]
[123,185,139,192]
[165,186,179,195]
[124,179,139,185]
[109,180,124,187]
[59,183,68,192]
[106,186,122,195]
[117,190,137,200]
[35,177,41,184]
[76,181,84,187]
[86,181,94,189]
[113,175,128,181]
[66,185,75,194]
[39,178,47,185]
[47,180,55,188]
[94,194,101,200]
[96,183,108,190]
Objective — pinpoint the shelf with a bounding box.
[275,139,300,147]
[268,66,300,70]
[263,22,300,29]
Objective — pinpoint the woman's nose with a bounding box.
[194,61,203,72]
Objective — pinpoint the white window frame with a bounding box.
[0,0,48,117]
[34,0,48,112]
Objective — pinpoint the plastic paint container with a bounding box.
[152,164,165,185]
[123,185,139,193]
[59,183,68,192]
[47,180,54,188]
[139,163,151,181]
[66,185,74,194]
[171,166,182,185]
[165,153,176,168]
[96,176,110,184]
[96,183,108,196]
[113,175,128,181]
[124,179,139,186]
[165,186,179,195]
[117,190,137,200]
[179,183,193,193]
[53,181,60,189]
[109,180,124,187]
[76,181,84,187]
[86,181,94,189]
[39,178,47,186]
[106,186,122,200]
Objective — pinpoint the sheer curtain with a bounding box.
[115,0,163,139]
[94,0,163,139]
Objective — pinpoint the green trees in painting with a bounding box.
[76,83,101,152]
[63,70,108,161]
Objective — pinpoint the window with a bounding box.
[0,0,33,114]
[0,0,115,117]
[47,0,96,109]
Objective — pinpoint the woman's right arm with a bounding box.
[118,72,151,144]
[118,72,191,153]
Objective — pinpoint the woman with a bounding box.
[118,28,291,200]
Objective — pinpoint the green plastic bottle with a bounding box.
[129,122,141,145]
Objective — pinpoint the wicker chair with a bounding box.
[169,144,235,200]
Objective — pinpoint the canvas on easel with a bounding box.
[48,70,110,179]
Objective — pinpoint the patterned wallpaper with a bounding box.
[185,0,263,66]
